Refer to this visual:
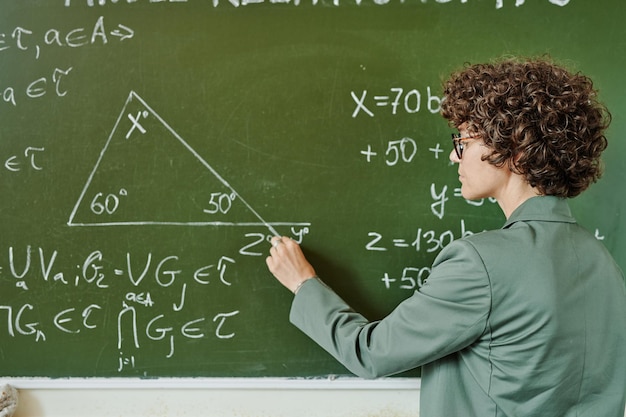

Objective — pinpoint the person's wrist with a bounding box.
[293,276,317,294]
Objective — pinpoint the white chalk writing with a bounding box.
[351,87,442,118]
[62,0,571,10]
[1,16,134,108]
[0,239,300,369]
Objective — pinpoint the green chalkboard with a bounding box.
[1,0,624,381]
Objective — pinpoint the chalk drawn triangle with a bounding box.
[68,91,285,234]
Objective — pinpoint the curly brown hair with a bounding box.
[440,57,611,198]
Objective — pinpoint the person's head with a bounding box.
[441,57,611,198]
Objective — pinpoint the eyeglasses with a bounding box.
[451,133,477,159]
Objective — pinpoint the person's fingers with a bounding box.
[270,236,283,248]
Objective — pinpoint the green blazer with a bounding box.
[290,196,626,417]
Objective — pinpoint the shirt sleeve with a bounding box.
[289,239,492,378]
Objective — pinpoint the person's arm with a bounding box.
[267,236,491,378]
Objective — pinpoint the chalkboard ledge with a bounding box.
[2,377,420,390]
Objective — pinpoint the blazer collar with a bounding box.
[503,196,576,229]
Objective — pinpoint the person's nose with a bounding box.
[449,149,460,163]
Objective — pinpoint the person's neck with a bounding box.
[497,182,543,219]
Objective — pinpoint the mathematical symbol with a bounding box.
[125,111,149,139]
[110,24,135,41]
[360,145,377,162]
[351,90,374,118]
[290,227,309,244]
[381,273,396,289]
[374,95,390,107]
[35,329,46,342]
[496,0,527,8]
[428,143,444,159]
[430,183,448,220]
[218,256,235,286]
[393,239,409,248]
[118,354,136,372]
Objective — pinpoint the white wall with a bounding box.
[12,388,420,417]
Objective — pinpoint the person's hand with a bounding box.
[266,236,316,293]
